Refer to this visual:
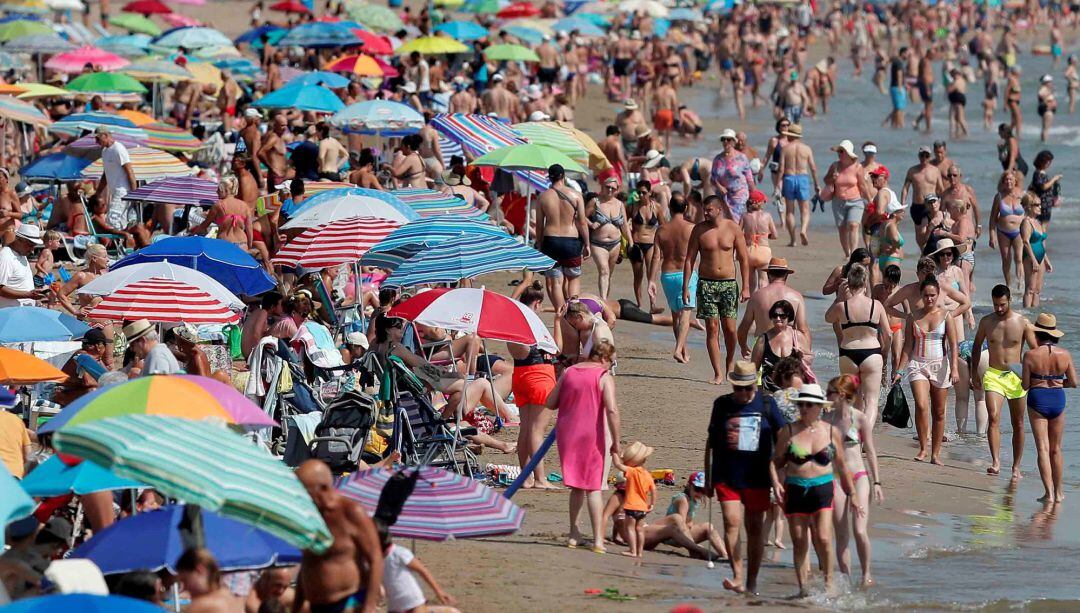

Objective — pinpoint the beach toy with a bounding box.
[651,469,676,486]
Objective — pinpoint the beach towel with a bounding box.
[294,321,345,370]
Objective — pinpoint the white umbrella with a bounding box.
[281,192,419,230]
[77,261,243,310]
[45,0,86,10]
[617,0,669,16]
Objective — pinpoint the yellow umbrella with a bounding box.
[117,109,156,125]
[186,62,223,89]
[512,121,611,173]
[502,18,555,36]
[14,83,74,100]
[0,347,66,385]
[395,35,469,56]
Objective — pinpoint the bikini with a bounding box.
[996,195,1025,241]
[876,223,905,270]
[1028,346,1068,420]
[589,206,626,251]
[629,206,660,261]
[838,300,881,367]
[784,428,837,516]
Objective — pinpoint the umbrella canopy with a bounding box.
[45,0,85,8]
[391,287,556,351]
[0,306,90,343]
[20,455,142,496]
[95,33,152,57]
[502,25,543,45]
[483,43,539,62]
[512,120,609,172]
[552,16,606,35]
[282,188,420,229]
[66,70,147,92]
[0,346,66,385]
[19,152,91,181]
[79,260,244,309]
[151,26,232,50]
[2,464,34,527]
[82,147,195,181]
[53,415,333,553]
[185,60,223,87]
[433,20,488,41]
[108,12,162,36]
[618,0,668,16]
[339,466,524,541]
[0,19,51,42]
[122,57,193,82]
[429,113,548,191]
[270,0,309,12]
[234,23,286,45]
[395,35,468,55]
[40,374,276,433]
[472,142,588,174]
[496,1,539,18]
[345,1,403,31]
[361,216,506,269]
[351,29,394,55]
[272,216,400,269]
[0,95,52,126]
[86,276,242,324]
[277,21,360,48]
[122,0,169,13]
[142,122,202,151]
[46,45,132,73]
[111,236,275,296]
[120,175,216,206]
[51,111,146,139]
[2,33,75,53]
[254,83,344,114]
[0,594,163,613]
[288,70,350,88]
[329,99,422,135]
[385,233,554,287]
[116,109,156,125]
[463,0,504,13]
[324,53,384,76]
[161,12,202,28]
[392,187,491,220]
[63,133,147,160]
[70,505,302,574]
[14,82,74,100]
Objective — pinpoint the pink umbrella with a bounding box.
[45,47,131,73]
[161,12,203,27]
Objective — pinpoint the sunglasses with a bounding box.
[388,319,404,329]
[770,312,788,320]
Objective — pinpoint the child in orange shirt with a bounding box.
[612,440,656,558]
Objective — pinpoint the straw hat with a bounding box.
[794,383,831,405]
[928,237,968,257]
[832,139,857,158]
[170,323,200,345]
[766,257,794,274]
[621,440,655,467]
[1034,313,1065,338]
[782,123,803,138]
[442,170,470,187]
[623,99,638,110]
[123,319,154,343]
[729,360,758,387]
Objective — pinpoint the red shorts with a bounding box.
[715,483,771,514]
[224,105,236,117]
[653,109,675,131]
[511,363,556,406]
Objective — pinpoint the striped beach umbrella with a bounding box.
[0,95,52,126]
[361,216,506,269]
[3,33,76,54]
[329,99,422,135]
[390,287,556,351]
[82,148,195,181]
[86,276,241,324]
[338,466,524,541]
[117,109,156,125]
[110,236,274,297]
[78,261,244,311]
[52,414,333,553]
[391,187,491,221]
[277,22,359,48]
[63,133,147,160]
[429,113,548,191]
[122,57,194,82]
[512,120,611,173]
[282,187,419,229]
[302,181,355,195]
[272,216,400,269]
[51,111,146,139]
[323,53,384,76]
[121,176,218,206]
[384,232,553,287]
[142,122,202,152]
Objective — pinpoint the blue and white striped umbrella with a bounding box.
[552,16,606,36]
[384,232,553,287]
[362,215,506,269]
[392,188,491,221]
[281,187,419,229]
[95,34,152,56]
[277,22,360,48]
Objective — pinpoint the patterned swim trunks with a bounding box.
[696,278,738,320]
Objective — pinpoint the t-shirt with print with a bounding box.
[707,390,785,490]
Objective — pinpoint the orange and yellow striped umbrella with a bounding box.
[143,122,202,152]
[82,147,194,181]
[117,109,156,125]
[325,54,384,77]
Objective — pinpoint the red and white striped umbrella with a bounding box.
[272,216,400,269]
[87,277,241,324]
[389,288,557,353]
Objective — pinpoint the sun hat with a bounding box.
[782,123,803,138]
[885,199,908,215]
[642,149,664,169]
[6,516,39,541]
[766,257,794,274]
[623,99,638,110]
[528,110,550,122]
[832,139,857,158]
[16,182,33,198]
[729,360,758,387]
[621,440,655,466]
[443,170,470,186]
[690,470,706,488]
[123,319,154,343]
[635,126,652,138]
[14,224,43,246]
[170,323,200,345]
[869,165,890,179]
[928,237,967,257]
[719,128,737,141]
[1034,313,1065,338]
[345,330,370,349]
[795,383,831,405]
[1042,74,1054,84]
[602,174,620,187]
[243,107,261,119]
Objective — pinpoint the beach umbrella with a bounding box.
[429,113,549,193]
[40,375,276,434]
[338,466,525,541]
[0,19,50,42]
[472,142,587,175]
[395,35,469,55]
[47,46,132,73]
[253,83,344,114]
[512,120,609,172]
[0,306,90,343]
[45,0,85,8]
[433,20,488,41]
[141,122,201,151]
[246,27,288,50]
[351,29,394,55]
[300,181,356,196]
[234,23,286,45]
[391,288,556,351]
[19,152,90,181]
[119,175,217,206]
[0,84,26,95]
[552,16,607,35]
[85,277,242,324]
[288,70,350,88]
[66,70,146,92]
[502,25,543,45]
[52,414,333,553]
[384,232,554,287]
[150,26,232,51]
[63,133,147,160]
[160,12,201,27]
[69,505,301,575]
[483,43,539,62]
[2,33,76,53]
[501,18,554,35]
[273,216,400,269]
[668,7,703,21]
[122,0,169,14]
[324,53,384,76]
[392,188,491,220]
[344,1,404,32]
[51,111,145,138]
[0,51,19,70]
[0,594,165,613]
[497,1,539,17]
[0,346,66,385]
[108,12,162,36]
[95,33,152,56]
[618,0,668,16]
[269,0,309,12]
[78,260,244,310]
[185,60,223,87]
[2,464,35,527]
[82,147,195,181]
[0,95,52,126]
[20,455,142,496]
[110,236,275,296]
[14,82,72,99]
[361,216,506,269]
[116,109,155,125]
[122,57,194,82]
[282,187,420,229]
[191,43,241,60]
[329,99,422,135]
[1,0,48,12]
[277,21,360,48]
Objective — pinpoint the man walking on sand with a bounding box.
[776,124,819,247]
[535,164,590,315]
[736,258,808,359]
[705,361,786,595]
[657,196,698,363]
[970,285,1037,479]
[652,77,679,154]
[900,145,945,231]
[684,195,750,384]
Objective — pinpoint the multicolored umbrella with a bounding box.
[122,0,170,14]
[150,26,232,50]
[329,99,422,135]
[0,306,90,343]
[281,187,420,229]
[66,70,147,93]
[512,120,610,172]
[82,147,195,181]
[395,35,468,55]
[3,464,36,527]
[385,232,554,287]
[392,187,491,220]
[78,260,244,310]
[429,113,547,191]
[345,1,404,32]
[484,43,539,62]
[302,181,355,196]
[0,95,52,126]
[110,236,275,297]
[361,216,506,269]
[46,46,132,73]
[0,19,51,42]
[51,111,145,139]
[86,276,242,324]
[324,53,384,76]
[338,466,524,541]
[122,57,193,82]
[0,346,66,385]
[20,455,142,496]
[95,33,152,57]
[254,83,344,114]
[120,175,217,206]
[277,21,360,48]
[270,0,310,12]
[142,122,202,151]
[41,375,276,433]
[109,12,163,36]
[63,133,147,160]
[52,415,333,553]
[272,216,400,269]
[2,33,76,54]
[116,109,155,125]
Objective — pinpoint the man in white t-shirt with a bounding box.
[95,126,138,230]
[0,225,49,307]
[123,319,181,376]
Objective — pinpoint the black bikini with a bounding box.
[838,300,881,367]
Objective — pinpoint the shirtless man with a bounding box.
[684,195,750,384]
[939,163,980,241]
[652,78,679,153]
[900,146,945,230]
[239,109,264,190]
[536,35,561,92]
[417,119,444,180]
[970,285,1037,479]
[657,197,697,363]
[929,141,956,181]
[610,33,637,100]
[294,460,383,613]
[599,125,627,183]
[615,100,648,156]
[480,73,517,119]
[779,70,809,124]
[912,48,936,132]
[535,164,590,314]
[257,115,288,194]
[245,568,295,613]
[316,123,348,181]
[449,79,476,113]
[775,123,819,247]
[217,71,241,134]
[736,257,808,358]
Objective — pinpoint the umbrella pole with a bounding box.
[354,261,364,333]
[523,184,532,243]
[481,338,499,424]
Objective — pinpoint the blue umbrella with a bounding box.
[0,594,164,613]
[69,505,302,575]
[2,464,34,528]
[95,34,152,56]
[150,26,234,51]
[234,23,287,45]
[385,232,554,287]
[329,99,424,136]
[110,236,276,296]
[19,153,92,182]
[21,456,142,497]
[254,83,345,114]
[434,20,488,41]
[277,22,360,48]
[667,7,703,21]
[361,216,507,269]
[552,16,606,36]
[288,70,350,88]
[0,306,90,343]
[288,186,411,218]
[247,27,288,49]
[503,25,543,45]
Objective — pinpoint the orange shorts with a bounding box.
[653,109,675,131]
[715,483,771,514]
[511,363,556,406]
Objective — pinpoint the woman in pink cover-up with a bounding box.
[548,340,622,553]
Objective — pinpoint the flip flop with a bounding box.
[547,472,563,482]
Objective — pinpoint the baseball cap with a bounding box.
[918,145,932,156]
[869,165,890,178]
[38,517,73,544]
[93,125,110,136]
[6,516,39,540]
[690,471,706,488]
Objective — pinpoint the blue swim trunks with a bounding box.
[661,270,698,311]
[890,86,907,111]
[781,174,813,201]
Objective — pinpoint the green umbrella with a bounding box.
[484,43,540,62]
[0,19,52,42]
[53,414,333,553]
[108,12,163,37]
[472,143,588,174]
[345,1,404,32]
[67,72,149,94]
[464,0,500,13]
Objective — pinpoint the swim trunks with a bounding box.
[781,174,813,201]
[982,366,1026,400]
[831,198,865,226]
[909,202,928,225]
[540,236,583,278]
[613,58,632,77]
[660,270,698,311]
[890,86,907,111]
[537,66,559,84]
[715,483,770,514]
[696,277,738,320]
[310,590,367,613]
[653,108,675,131]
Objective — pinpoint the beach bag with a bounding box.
[882,382,910,428]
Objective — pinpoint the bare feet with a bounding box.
[914,451,927,462]
[787,240,796,247]
[1011,468,1022,481]
[722,577,746,593]
[987,464,1001,475]
[691,319,705,331]
[800,231,809,246]
[568,530,583,549]
[674,352,688,364]
[1056,493,1066,502]
[708,375,725,385]
[1038,493,1053,503]
[772,539,787,549]
[620,551,637,558]
[930,456,944,466]
[501,442,517,455]
[861,576,875,588]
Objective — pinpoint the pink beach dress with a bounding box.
[554,364,612,491]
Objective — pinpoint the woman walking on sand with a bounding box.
[1020,193,1052,308]
[587,175,631,300]
[741,190,778,292]
[988,170,1026,289]
[509,282,559,490]
[547,340,621,553]
[1022,313,1076,503]
[825,264,891,426]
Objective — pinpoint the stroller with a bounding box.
[307,388,381,474]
